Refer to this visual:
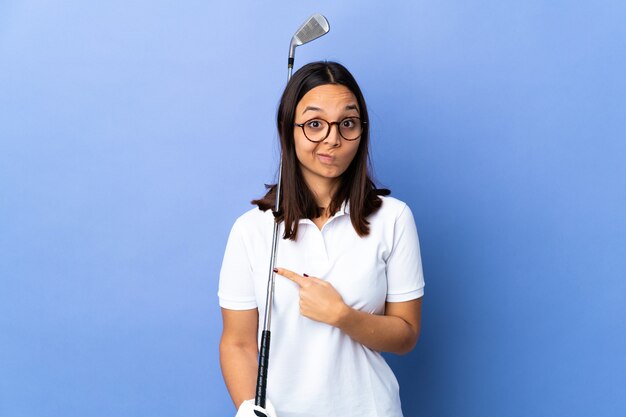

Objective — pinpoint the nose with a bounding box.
[323,122,342,147]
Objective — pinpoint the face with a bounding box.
[293,84,362,192]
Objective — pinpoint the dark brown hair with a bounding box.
[252,61,389,240]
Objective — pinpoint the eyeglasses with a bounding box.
[294,117,366,142]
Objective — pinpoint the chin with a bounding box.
[321,169,343,178]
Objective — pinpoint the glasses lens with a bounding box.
[303,119,329,142]
[339,118,362,140]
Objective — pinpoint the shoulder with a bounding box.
[229,206,275,238]
[364,195,415,235]
[376,195,412,220]
[233,206,273,227]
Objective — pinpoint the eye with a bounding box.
[341,118,357,129]
[305,119,325,130]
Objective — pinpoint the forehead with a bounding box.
[296,84,358,115]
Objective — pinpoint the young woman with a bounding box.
[218,61,425,417]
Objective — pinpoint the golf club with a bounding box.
[287,14,331,80]
[253,13,330,416]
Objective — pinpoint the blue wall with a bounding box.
[1,1,625,416]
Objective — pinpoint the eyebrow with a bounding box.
[302,106,322,114]
[302,104,360,114]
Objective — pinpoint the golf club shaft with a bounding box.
[254,85,287,411]
[255,14,329,410]
[255,183,281,409]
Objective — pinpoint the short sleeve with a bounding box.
[385,204,425,302]
[217,219,258,310]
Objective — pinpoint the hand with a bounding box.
[235,398,277,417]
[273,267,348,326]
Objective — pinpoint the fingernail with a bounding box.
[273,268,278,273]
[303,273,309,277]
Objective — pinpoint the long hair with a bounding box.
[252,61,389,240]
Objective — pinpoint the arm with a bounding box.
[337,298,422,355]
[273,268,422,355]
[219,308,259,408]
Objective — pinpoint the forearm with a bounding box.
[272,268,422,354]
[219,342,258,408]
[335,305,419,354]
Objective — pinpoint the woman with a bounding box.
[218,61,424,417]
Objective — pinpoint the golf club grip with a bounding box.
[255,330,271,408]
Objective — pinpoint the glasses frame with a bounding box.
[294,117,367,143]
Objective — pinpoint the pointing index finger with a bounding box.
[273,267,306,287]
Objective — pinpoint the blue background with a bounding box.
[1,1,625,416]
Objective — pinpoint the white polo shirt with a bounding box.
[218,195,424,417]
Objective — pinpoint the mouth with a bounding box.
[317,153,334,164]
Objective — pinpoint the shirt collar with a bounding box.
[337,200,350,215]
[298,200,350,224]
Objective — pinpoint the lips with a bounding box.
[317,153,334,164]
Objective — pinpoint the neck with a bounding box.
[306,176,340,209]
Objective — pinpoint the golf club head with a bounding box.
[288,14,330,66]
